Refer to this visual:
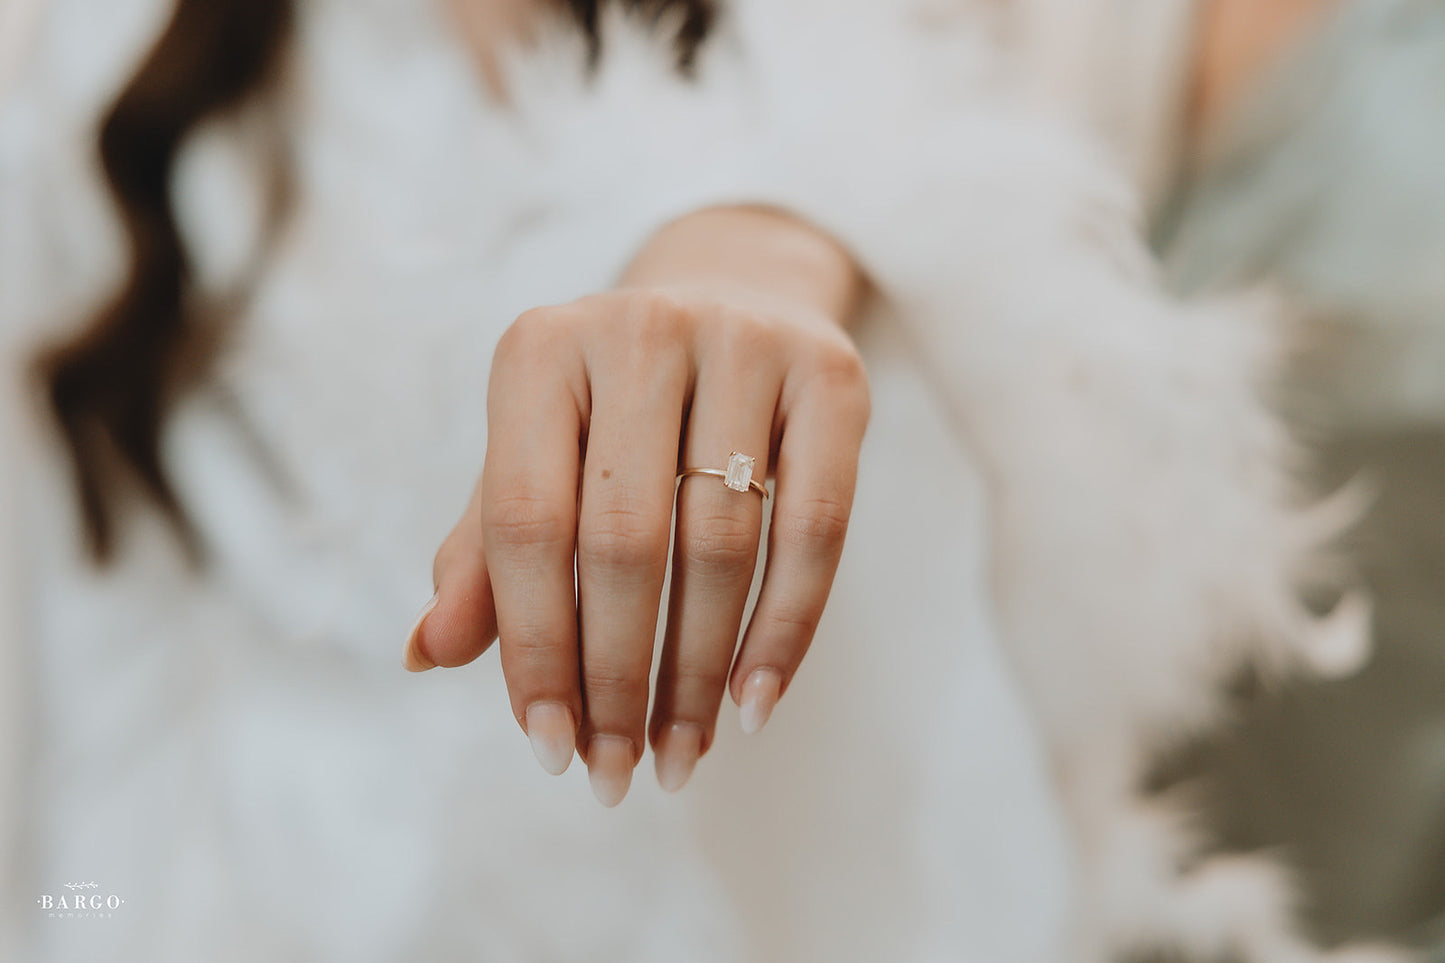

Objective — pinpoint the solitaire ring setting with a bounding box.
[677,451,768,499]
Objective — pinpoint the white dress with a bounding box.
[0,1,1351,961]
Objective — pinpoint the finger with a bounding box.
[481,313,587,777]
[649,356,775,793]
[405,474,499,671]
[575,335,688,807]
[730,359,869,735]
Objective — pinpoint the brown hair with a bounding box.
[37,0,715,563]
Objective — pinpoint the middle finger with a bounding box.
[575,344,689,806]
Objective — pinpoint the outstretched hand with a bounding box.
[404,207,869,806]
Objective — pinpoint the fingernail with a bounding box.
[403,594,440,672]
[654,723,704,793]
[586,735,635,808]
[739,668,783,735]
[525,702,576,776]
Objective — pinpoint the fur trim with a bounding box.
[0,0,1405,958]
[552,3,1400,959]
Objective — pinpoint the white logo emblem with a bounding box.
[35,882,127,919]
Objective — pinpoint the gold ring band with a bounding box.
[677,451,768,499]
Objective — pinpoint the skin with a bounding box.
[1187,0,1339,139]
[405,204,869,806]
[404,0,1335,808]
[407,3,869,805]
[443,0,535,97]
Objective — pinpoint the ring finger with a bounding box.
[649,361,778,792]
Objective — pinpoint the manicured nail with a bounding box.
[586,735,635,808]
[525,702,576,776]
[739,668,783,735]
[654,723,704,793]
[403,595,440,672]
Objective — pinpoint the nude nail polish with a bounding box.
[403,594,440,672]
[739,668,783,735]
[586,735,635,807]
[525,702,576,776]
[654,723,703,793]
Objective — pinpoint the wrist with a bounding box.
[620,206,866,326]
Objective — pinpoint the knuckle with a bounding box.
[483,492,572,549]
[630,291,692,348]
[812,340,869,389]
[679,515,759,572]
[669,658,731,696]
[495,309,551,361]
[777,497,851,555]
[800,342,871,430]
[760,600,822,640]
[583,664,650,704]
[591,291,691,375]
[495,306,583,369]
[578,506,669,573]
[712,310,776,363]
[504,633,569,674]
[635,289,689,328]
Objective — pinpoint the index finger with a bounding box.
[481,313,588,775]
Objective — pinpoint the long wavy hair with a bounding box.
[36,0,715,564]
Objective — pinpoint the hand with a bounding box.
[405,209,869,806]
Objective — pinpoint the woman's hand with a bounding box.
[405,207,869,805]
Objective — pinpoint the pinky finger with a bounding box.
[730,377,868,734]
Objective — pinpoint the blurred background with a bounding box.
[2,0,1444,959]
[1153,0,1445,952]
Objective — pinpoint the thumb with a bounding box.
[405,476,500,671]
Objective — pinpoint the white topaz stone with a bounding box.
[724,452,755,493]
